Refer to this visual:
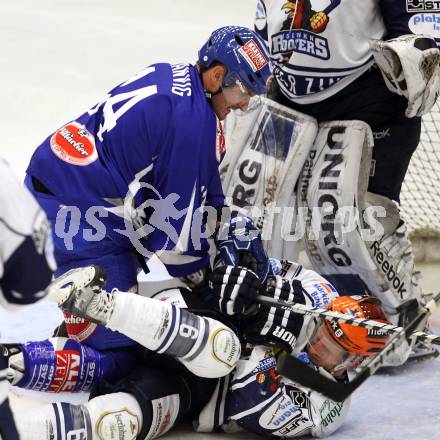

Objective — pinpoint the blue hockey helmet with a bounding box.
[198,26,272,95]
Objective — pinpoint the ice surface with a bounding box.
[0,1,439,438]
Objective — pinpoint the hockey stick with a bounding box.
[256,294,440,345]
[274,293,440,402]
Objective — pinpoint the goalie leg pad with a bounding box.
[7,337,137,392]
[298,120,423,317]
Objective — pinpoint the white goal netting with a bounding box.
[401,102,440,261]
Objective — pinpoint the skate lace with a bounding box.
[88,288,117,322]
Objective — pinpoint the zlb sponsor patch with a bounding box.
[48,349,80,392]
[50,121,98,166]
[239,40,268,72]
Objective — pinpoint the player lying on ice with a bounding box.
[4,25,273,391]
[12,258,390,439]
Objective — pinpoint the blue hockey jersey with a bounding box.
[27,63,225,276]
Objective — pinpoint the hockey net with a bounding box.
[400,101,440,262]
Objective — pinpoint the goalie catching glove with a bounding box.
[370,34,440,117]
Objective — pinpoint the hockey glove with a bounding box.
[370,34,440,117]
[243,275,304,352]
[215,215,270,283]
[208,266,262,316]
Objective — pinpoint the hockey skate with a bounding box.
[2,344,24,386]
[379,296,440,370]
[50,265,114,325]
[400,298,439,363]
[407,339,439,362]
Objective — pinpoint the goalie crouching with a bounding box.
[13,259,390,439]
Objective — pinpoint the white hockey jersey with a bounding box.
[196,261,343,438]
[255,0,438,104]
[0,159,55,308]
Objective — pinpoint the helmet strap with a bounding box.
[205,87,224,100]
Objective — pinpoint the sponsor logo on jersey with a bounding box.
[310,282,335,307]
[407,0,440,12]
[253,356,277,373]
[157,411,172,436]
[256,372,266,383]
[148,395,178,439]
[249,356,280,390]
[157,308,170,340]
[64,315,86,325]
[408,13,440,38]
[48,350,80,392]
[260,396,303,429]
[97,409,139,440]
[320,400,344,427]
[64,312,97,342]
[50,122,98,166]
[286,385,310,409]
[272,30,330,60]
[82,360,96,391]
[239,39,268,72]
[315,282,336,294]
